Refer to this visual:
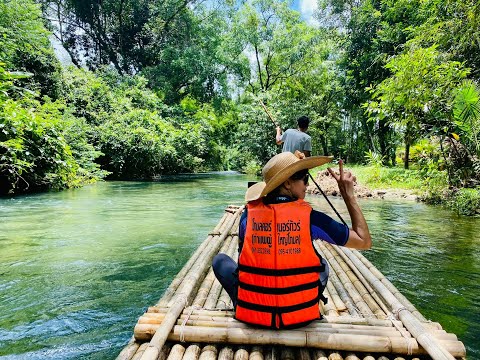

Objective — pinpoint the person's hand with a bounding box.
[327,159,356,200]
[276,126,281,132]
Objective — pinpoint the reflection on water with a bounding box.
[0,175,478,359]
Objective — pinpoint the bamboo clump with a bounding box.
[117,204,466,360]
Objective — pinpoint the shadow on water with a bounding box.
[0,174,478,359]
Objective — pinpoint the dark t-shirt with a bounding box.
[238,196,349,253]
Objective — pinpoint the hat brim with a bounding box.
[245,155,333,202]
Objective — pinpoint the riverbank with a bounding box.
[309,168,419,201]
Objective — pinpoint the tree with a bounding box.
[366,46,469,169]
[0,0,62,98]
[228,0,325,95]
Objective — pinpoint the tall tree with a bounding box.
[228,0,324,95]
[0,0,62,98]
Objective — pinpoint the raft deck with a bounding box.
[117,205,466,360]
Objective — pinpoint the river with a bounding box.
[0,173,478,359]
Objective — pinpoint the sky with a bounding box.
[292,0,319,26]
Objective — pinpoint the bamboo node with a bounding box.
[393,307,408,320]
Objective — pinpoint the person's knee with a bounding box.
[212,253,229,270]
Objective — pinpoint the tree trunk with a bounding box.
[404,142,410,169]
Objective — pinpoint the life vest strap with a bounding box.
[238,279,321,295]
[237,296,320,314]
[238,264,325,276]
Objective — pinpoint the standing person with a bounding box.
[212,151,371,329]
[276,115,312,157]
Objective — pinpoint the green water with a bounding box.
[0,173,478,359]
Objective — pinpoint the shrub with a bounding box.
[449,188,480,216]
[0,98,105,195]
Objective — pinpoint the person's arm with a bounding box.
[276,126,283,144]
[303,135,312,157]
[327,160,372,250]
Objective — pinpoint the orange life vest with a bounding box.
[235,199,325,328]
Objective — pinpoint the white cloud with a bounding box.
[299,0,319,26]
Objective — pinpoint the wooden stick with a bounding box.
[139,206,244,360]
[259,100,279,127]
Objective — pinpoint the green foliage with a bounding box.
[0,0,62,98]
[364,150,384,167]
[453,80,480,155]
[350,164,423,191]
[0,97,105,195]
[243,160,262,176]
[449,188,480,216]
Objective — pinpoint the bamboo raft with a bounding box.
[116,205,466,360]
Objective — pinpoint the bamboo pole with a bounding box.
[136,316,453,340]
[325,243,392,319]
[341,247,463,360]
[351,249,427,322]
[157,211,230,307]
[326,280,347,313]
[314,243,360,316]
[166,213,239,309]
[234,347,249,360]
[249,346,264,360]
[116,336,140,360]
[135,322,457,343]
[131,343,149,360]
[280,347,295,360]
[163,325,465,357]
[139,309,442,329]
[327,352,343,360]
[199,345,218,360]
[315,242,372,317]
[165,344,185,360]
[298,348,312,360]
[321,242,386,318]
[192,234,235,307]
[312,349,328,360]
[139,206,244,360]
[321,286,340,316]
[183,344,202,360]
[345,353,361,360]
[204,235,238,309]
[218,346,235,360]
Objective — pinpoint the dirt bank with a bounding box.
[307,169,419,201]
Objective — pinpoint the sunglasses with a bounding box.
[291,171,310,184]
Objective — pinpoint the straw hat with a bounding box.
[245,151,333,202]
